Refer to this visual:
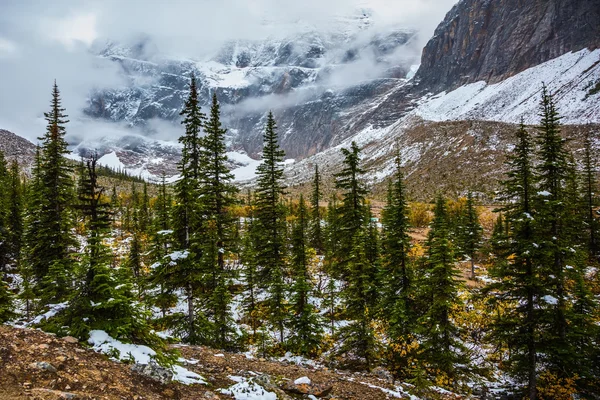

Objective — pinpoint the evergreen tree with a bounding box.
[582,130,599,260]
[199,93,238,349]
[26,82,76,304]
[534,87,595,384]
[460,191,482,279]
[241,191,260,338]
[65,155,151,344]
[287,195,323,356]
[7,160,23,264]
[337,227,379,370]
[170,75,207,344]
[333,141,368,278]
[486,120,541,399]
[0,151,9,274]
[380,152,415,378]
[309,165,324,254]
[417,195,468,383]
[254,111,288,343]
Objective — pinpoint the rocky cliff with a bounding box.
[415,0,600,91]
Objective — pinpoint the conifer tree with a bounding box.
[582,130,598,260]
[460,191,482,279]
[333,141,367,278]
[380,152,415,377]
[254,111,288,343]
[486,121,541,399]
[65,156,150,343]
[310,165,324,254]
[7,160,23,264]
[241,192,260,338]
[0,151,10,273]
[337,227,379,369]
[534,87,595,384]
[170,75,207,344]
[287,195,323,356]
[199,93,238,348]
[26,82,76,304]
[417,195,468,383]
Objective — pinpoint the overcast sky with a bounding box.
[0,0,457,142]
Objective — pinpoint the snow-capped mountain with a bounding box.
[82,9,419,168]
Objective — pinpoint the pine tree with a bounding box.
[333,141,368,278]
[337,227,379,370]
[170,75,207,344]
[254,111,288,343]
[27,82,76,304]
[582,130,599,260]
[460,191,482,279]
[7,160,23,264]
[534,87,596,385]
[287,195,323,356]
[417,195,468,383]
[0,151,10,274]
[241,190,260,338]
[380,152,415,378]
[485,120,541,399]
[199,93,238,349]
[309,165,324,254]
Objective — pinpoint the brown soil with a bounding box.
[0,325,460,400]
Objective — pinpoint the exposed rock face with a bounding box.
[0,129,36,167]
[415,0,600,91]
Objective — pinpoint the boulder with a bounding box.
[131,361,173,385]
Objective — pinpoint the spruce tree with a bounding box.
[199,93,238,349]
[0,151,9,274]
[333,141,368,278]
[7,160,23,264]
[460,191,482,279]
[582,130,598,260]
[170,74,207,344]
[310,165,324,254]
[65,155,150,343]
[254,111,288,343]
[534,87,595,384]
[287,195,323,356]
[485,120,541,399]
[380,152,415,377]
[417,195,468,384]
[27,82,76,304]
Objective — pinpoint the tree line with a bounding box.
[0,79,598,399]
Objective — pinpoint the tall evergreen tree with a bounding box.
[170,74,207,344]
[417,195,468,383]
[26,82,76,304]
[287,195,323,356]
[460,191,482,279]
[380,151,415,377]
[333,141,368,278]
[199,93,239,349]
[534,87,595,384]
[486,120,541,399]
[254,111,288,343]
[582,130,599,260]
[309,165,324,254]
[7,160,23,264]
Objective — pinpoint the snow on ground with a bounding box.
[97,151,180,183]
[28,302,69,325]
[88,330,206,385]
[414,49,600,125]
[228,151,262,182]
[219,376,277,400]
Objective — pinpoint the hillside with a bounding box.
[0,325,450,399]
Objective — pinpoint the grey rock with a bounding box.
[31,361,58,373]
[131,361,173,385]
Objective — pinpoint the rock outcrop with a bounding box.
[415,0,600,91]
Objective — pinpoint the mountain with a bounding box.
[2,0,599,194]
[0,129,36,167]
[83,10,419,162]
[415,0,600,92]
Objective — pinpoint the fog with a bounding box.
[0,0,457,143]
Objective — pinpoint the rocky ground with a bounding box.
[0,325,466,400]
